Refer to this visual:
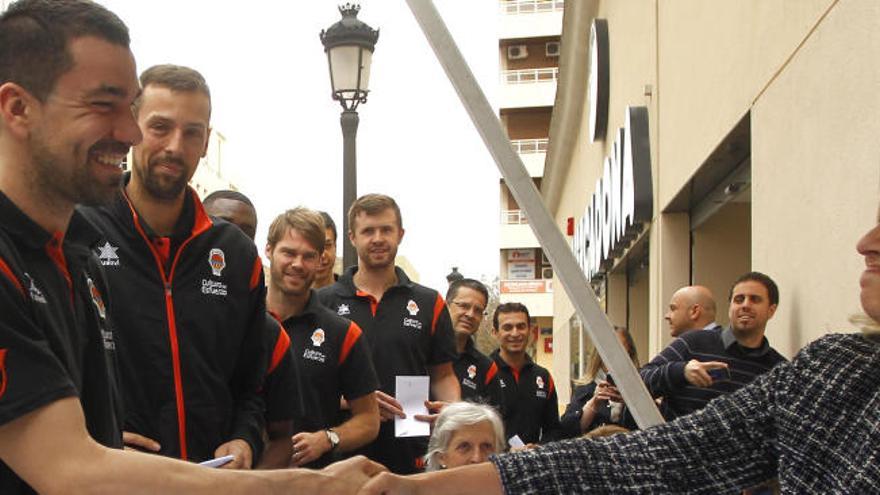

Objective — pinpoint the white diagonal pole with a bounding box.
[405,0,664,428]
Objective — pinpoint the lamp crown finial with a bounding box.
[338,3,360,17]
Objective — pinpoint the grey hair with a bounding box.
[424,402,506,472]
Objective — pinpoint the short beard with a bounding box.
[133,156,188,201]
[30,136,122,207]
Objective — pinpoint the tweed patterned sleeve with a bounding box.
[492,359,788,494]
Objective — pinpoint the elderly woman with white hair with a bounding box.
[424,402,506,471]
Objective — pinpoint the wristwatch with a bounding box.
[325,428,340,451]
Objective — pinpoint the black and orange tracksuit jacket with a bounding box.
[79,183,268,462]
[485,350,563,445]
[0,193,123,493]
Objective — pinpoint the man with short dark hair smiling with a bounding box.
[640,271,787,419]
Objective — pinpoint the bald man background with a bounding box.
[664,286,719,337]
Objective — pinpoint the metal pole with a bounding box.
[405,0,664,428]
[341,108,359,270]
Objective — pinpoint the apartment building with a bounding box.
[497,0,564,371]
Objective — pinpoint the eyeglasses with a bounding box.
[451,300,487,316]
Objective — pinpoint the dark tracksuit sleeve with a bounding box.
[339,322,379,400]
[492,361,786,494]
[228,257,269,458]
[428,295,457,366]
[0,268,77,426]
[539,375,563,443]
[639,337,691,397]
[263,318,297,423]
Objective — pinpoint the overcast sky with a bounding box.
[101,0,502,291]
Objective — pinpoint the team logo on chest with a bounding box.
[86,277,106,319]
[467,365,477,380]
[535,376,547,398]
[303,329,327,363]
[23,273,47,304]
[337,304,350,316]
[208,248,226,276]
[95,242,120,267]
[406,299,419,316]
[311,329,325,347]
[461,364,478,390]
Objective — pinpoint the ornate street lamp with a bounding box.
[320,3,379,270]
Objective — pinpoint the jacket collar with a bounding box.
[0,190,101,251]
[112,172,213,242]
[334,265,414,297]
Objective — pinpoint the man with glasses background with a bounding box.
[446,279,493,402]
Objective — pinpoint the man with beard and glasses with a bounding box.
[80,65,269,469]
[639,271,787,420]
[318,193,460,474]
[0,1,383,493]
[261,208,379,469]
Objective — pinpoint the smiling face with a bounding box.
[448,287,488,339]
[131,84,210,201]
[492,310,531,356]
[438,421,498,469]
[728,280,777,337]
[349,208,404,270]
[25,36,141,207]
[266,227,321,298]
[857,208,880,322]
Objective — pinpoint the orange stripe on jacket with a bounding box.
[339,322,363,365]
[430,294,446,336]
[268,320,290,375]
[249,256,263,290]
[0,256,24,297]
[484,362,499,386]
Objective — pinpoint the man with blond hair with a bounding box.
[262,207,379,469]
[318,193,460,474]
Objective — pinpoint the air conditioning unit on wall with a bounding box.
[542,267,554,279]
[507,45,528,60]
[545,41,560,57]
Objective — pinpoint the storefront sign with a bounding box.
[500,279,552,294]
[507,262,535,280]
[588,18,609,142]
[507,249,535,262]
[572,106,653,280]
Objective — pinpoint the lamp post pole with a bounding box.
[320,3,379,272]
[340,109,359,269]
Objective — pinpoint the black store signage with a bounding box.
[572,106,653,280]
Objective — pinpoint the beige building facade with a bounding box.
[547,0,880,404]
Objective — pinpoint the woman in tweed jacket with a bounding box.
[361,207,880,494]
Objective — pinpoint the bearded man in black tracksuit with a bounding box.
[79,65,267,468]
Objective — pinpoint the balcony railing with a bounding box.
[511,138,548,154]
[501,209,528,225]
[500,0,564,15]
[502,67,559,84]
